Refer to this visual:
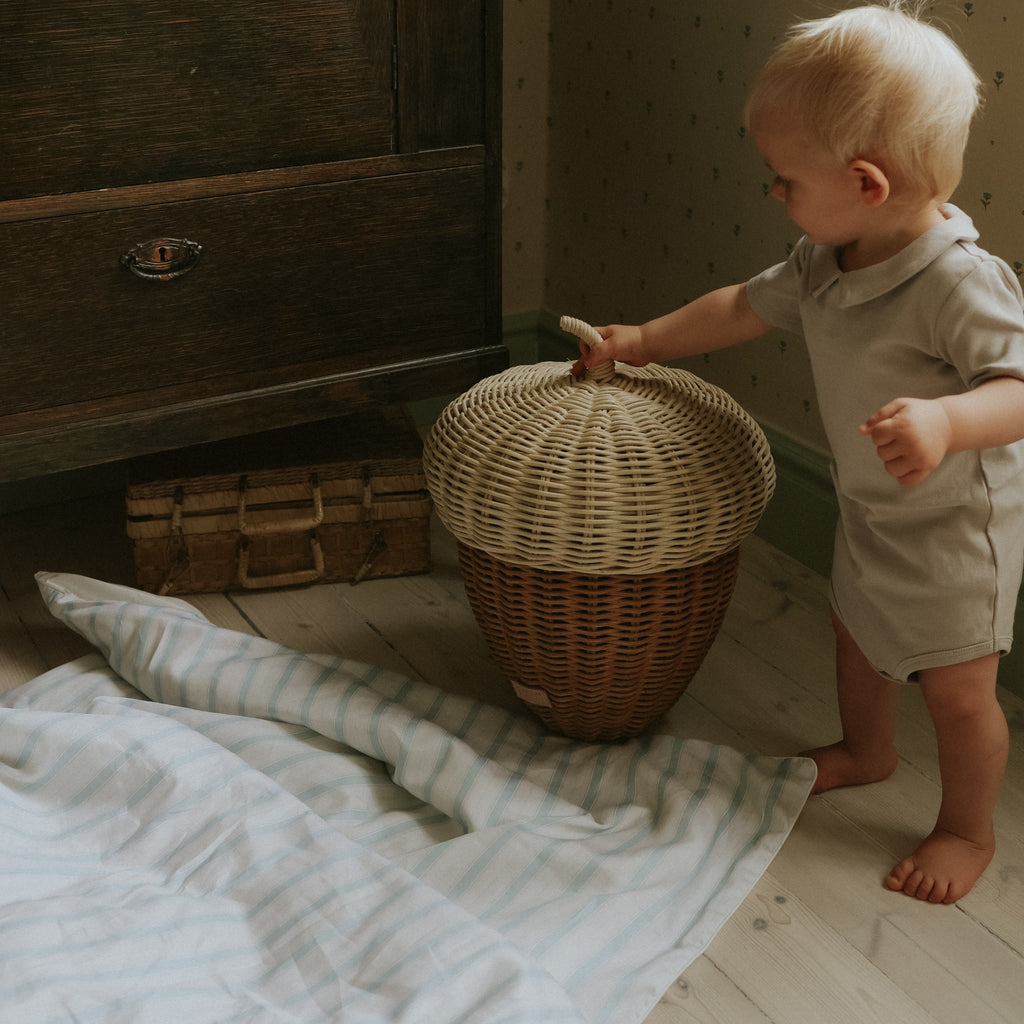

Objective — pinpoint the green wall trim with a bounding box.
[754,423,836,579]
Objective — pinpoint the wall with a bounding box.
[502,0,1024,695]
[503,0,1024,455]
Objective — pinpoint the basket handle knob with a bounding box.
[561,315,616,383]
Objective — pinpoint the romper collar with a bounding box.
[807,204,979,307]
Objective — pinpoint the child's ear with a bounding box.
[849,158,890,207]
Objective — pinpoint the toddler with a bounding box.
[574,1,1024,903]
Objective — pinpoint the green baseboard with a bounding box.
[754,424,835,579]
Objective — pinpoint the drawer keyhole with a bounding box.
[120,237,203,281]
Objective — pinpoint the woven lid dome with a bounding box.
[423,317,776,575]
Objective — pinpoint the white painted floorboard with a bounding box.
[1,494,1022,1023]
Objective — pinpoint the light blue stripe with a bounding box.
[298,660,335,725]
[482,731,549,829]
[265,651,306,719]
[448,711,515,829]
[173,622,217,708]
[536,740,585,817]
[331,677,370,754]
[234,654,264,716]
[595,758,797,1022]
[0,712,64,772]
[259,877,424,987]
[338,936,531,1021]
[566,751,753,1004]
[206,630,259,709]
[2,939,264,1001]
[416,727,456,809]
[363,667,394,763]
[296,772,398,806]
[3,907,270,962]
[525,744,722,960]
[0,716,190,804]
[137,606,186,702]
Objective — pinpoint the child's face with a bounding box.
[753,122,867,247]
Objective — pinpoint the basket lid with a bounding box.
[423,316,776,574]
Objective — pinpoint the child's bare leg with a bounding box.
[803,610,899,794]
[886,653,1006,904]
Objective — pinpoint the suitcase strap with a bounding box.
[236,473,326,589]
[237,532,325,589]
[237,473,324,535]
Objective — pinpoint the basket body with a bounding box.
[458,542,739,741]
[424,344,775,740]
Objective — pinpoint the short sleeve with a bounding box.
[746,240,810,336]
[934,251,1024,389]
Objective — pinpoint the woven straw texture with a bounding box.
[423,327,776,575]
[424,317,776,738]
[126,407,431,594]
[458,542,739,741]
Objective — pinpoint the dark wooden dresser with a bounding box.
[0,2,504,483]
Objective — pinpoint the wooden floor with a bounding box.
[2,492,1023,1024]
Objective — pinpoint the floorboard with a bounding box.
[1,493,1022,1023]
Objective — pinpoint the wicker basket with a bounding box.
[423,317,776,740]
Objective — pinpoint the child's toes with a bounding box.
[885,857,915,893]
[913,874,937,901]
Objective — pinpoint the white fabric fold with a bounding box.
[0,572,814,1024]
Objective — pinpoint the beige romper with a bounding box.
[747,205,1024,681]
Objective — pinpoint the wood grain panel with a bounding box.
[1,165,486,417]
[0,0,395,200]
[396,0,484,152]
[0,1,503,483]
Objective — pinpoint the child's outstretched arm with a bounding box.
[572,283,771,372]
[860,375,1024,486]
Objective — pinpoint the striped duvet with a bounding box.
[0,572,814,1023]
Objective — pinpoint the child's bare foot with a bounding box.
[801,740,899,795]
[885,827,994,904]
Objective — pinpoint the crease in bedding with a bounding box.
[0,572,814,1024]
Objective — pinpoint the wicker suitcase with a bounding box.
[126,407,431,595]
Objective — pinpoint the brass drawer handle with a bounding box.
[121,238,202,281]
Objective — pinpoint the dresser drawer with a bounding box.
[1,164,486,421]
[0,1,395,201]
[0,0,502,483]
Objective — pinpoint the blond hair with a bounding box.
[744,2,981,201]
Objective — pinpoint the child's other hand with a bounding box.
[859,397,954,486]
[571,324,647,377]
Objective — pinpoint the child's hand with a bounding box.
[571,324,647,377]
[860,397,954,486]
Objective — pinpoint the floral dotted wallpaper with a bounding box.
[502,0,1024,452]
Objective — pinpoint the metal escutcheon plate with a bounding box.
[121,238,202,281]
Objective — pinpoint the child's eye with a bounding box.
[774,175,790,189]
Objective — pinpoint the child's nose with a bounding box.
[770,178,786,201]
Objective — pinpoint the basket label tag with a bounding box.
[510,679,552,708]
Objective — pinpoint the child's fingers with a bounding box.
[860,413,891,440]
[578,325,617,366]
[859,398,906,437]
